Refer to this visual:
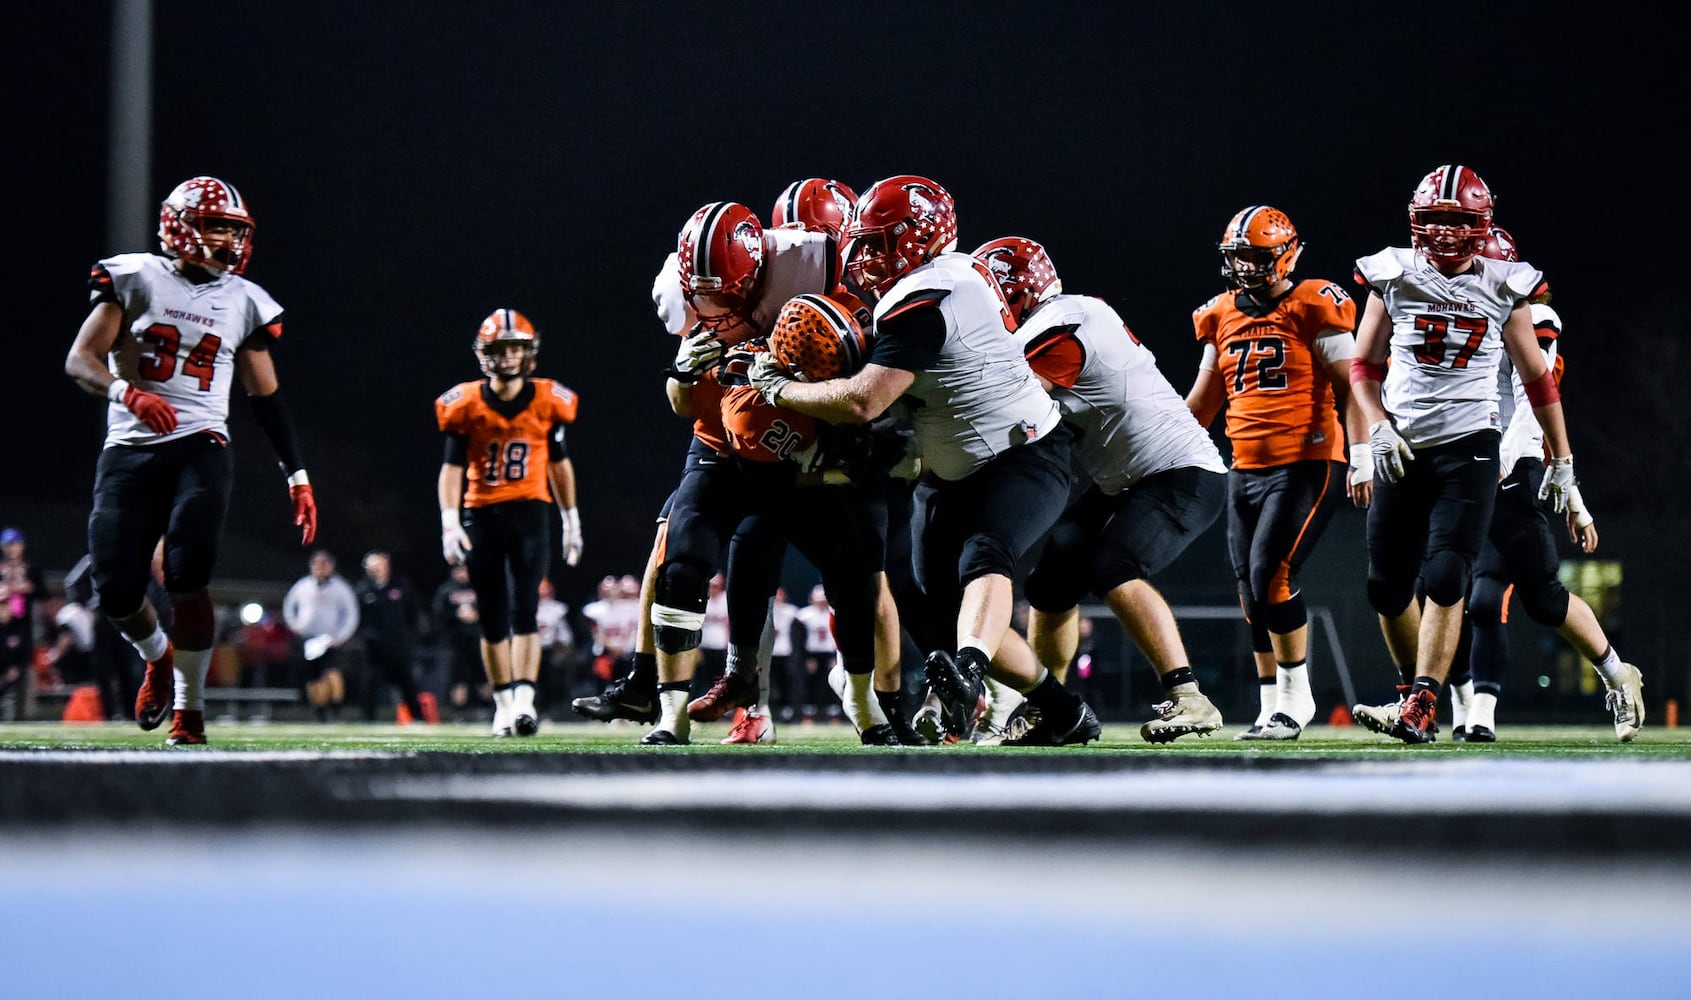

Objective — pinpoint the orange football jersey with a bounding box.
[719,383,819,464]
[688,366,731,455]
[1192,279,1356,469]
[436,377,579,507]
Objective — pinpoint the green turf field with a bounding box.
[2,720,1688,757]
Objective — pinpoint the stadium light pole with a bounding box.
[108,0,153,252]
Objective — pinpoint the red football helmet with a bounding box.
[677,202,767,336]
[474,308,539,378]
[768,291,870,382]
[971,237,1062,324]
[772,178,859,239]
[841,176,958,296]
[1478,225,1519,262]
[158,176,254,275]
[1409,165,1494,266]
[1218,206,1301,291]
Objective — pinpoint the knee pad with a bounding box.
[957,534,1016,588]
[1262,593,1307,635]
[1468,575,1509,625]
[171,591,216,650]
[1366,575,1417,618]
[1515,577,1570,628]
[652,560,709,653]
[1420,549,1472,608]
[163,545,215,597]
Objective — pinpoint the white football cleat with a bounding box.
[1603,662,1645,742]
[491,701,514,738]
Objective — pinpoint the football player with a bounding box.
[65,176,318,746]
[436,308,581,737]
[975,237,1230,744]
[1185,208,1366,740]
[1444,228,1642,742]
[1349,165,1583,744]
[752,176,1102,746]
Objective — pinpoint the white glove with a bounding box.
[560,506,583,566]
[1539,455,1576,512]
[672,326,724,380]
[749,351,795,407]
[441,509,472,565]
[1368,419,1414,483]
[1347,443,1375,488]
[1564,483,1594,529]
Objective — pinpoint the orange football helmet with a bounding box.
[1218,206,1301,291]
[475,308,539,378]
[768,292,870,382]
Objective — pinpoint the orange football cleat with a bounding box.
[134,642,176,732]
[167,709,207,746]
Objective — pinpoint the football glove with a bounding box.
[1347,443,1375,488]
[108,378,178,434]
[1368,419,1414,483]
[670,326,723,382]
[560,506,583,566]
[749,351,794,407]
[441,509,472,565]
[287,472,317,546]
[1539,455,1576,513]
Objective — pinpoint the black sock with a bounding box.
[657,680,691,694]
[1160,666,1197,692]
[1025,673,1078,715]
[877,689,904,720]
[1411,676,1440,698]
[630,652,657,687]
[1474,680,1502,698]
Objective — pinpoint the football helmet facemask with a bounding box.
[768,291,871,382]
[158,176,254,275]
[1409,164,1494,266]
[1218,206,1301,291]
[841,176,958,297]
[772,178,860,240]
[971,237,1062,325]
[475,308,539,379]
[677,202,767,340]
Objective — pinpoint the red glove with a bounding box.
[113,380,179,434]
[290,482,318,546]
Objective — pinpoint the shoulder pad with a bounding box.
[1530,302,1562,339]
[1354,248,1406,286]
[1501,260,1547,300]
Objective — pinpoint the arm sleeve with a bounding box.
[868,301,947,372]
[442,433,469,466]
[249,389,307,475]
[548,424,568,461]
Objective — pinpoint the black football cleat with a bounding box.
[860,724,901,746]
[885,705,931,746]
[572,675,659,725]
[923,651,984,742]
[1004,700,1102,747]
[1464,724,1496,743]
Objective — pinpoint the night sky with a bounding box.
[8,4,1682,676]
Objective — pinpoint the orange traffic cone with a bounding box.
[1328,704,1354,727]
[419,691,441,725]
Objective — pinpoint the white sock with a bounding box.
[493,685,515,717]
[132,626,169,664]
[1255,679,1277,727]
[1592,647,1626,687]
[754,601,776,715]
[657,688,690,738]
[1450,679,1474,729]
[959,635,990,663]
[511,681,536,716]
[846,670,888,733]
[1276,662,1315,727]
[172,647,210,711]
[981,677,1024,729]
[1468,691,1498,731]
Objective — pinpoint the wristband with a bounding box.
[1348,443,1370,467]
[1523,368,1561,407]
[1349,359,1386,384]
[107,378,132,403]
[286,470,311,488]
[441,509,463,531]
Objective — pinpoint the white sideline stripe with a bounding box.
[374,759,1691,816]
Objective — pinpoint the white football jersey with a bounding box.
[1497,301,1562,470]
[1018,294,1224,494]
[651,228,835,337]
[873,252,1061,482]
[91,253,282,448]
[1354,247,1543,448]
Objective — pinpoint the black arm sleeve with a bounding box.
[442,433,470,466]
[868,297,948,372]
[548,424,568,461]
[249,389,307,474]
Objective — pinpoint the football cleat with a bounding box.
[491,702,514,738]
[1390,689,1439,745]
[134,642,176,732]
[1603,662,1645,742]
[571,675,659,725]
[1464,724,1496,744]
[1233,724,1264,741]
[883,701,930,747]
[1004,700,1101,747]
[721,708,776,744]
[1452,725,1469,743]
[513,712,540,737]
[860,723,901,746]
[1139,690,1223,744]
[1256,712,1303,741]
[639,728,688,746]
[923,651,985,742]
[1353,686,1409,735]
[911,695,951,745]
[166,709,207,746]
[687,668,759,723]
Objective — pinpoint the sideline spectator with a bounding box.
[432,564,486,720]
[769,586,798,714]
[283,550,358,720]
[239,605,293,689]
[581,575,639,682]
[355,551,427,723]
[794,584,836,720]
[0,528,45,716]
